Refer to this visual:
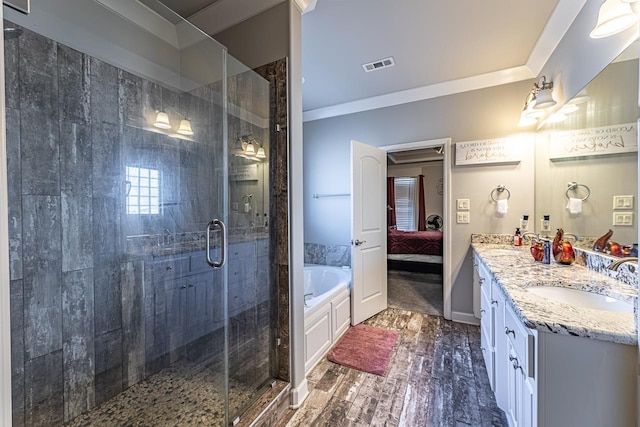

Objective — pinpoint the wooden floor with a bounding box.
[280,308,507,427]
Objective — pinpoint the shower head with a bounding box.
[4,27,23,40]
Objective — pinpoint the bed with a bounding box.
[387,228,443,269]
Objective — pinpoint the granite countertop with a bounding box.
[471,243,638,346]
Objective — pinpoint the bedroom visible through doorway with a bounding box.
[386,144,445,316]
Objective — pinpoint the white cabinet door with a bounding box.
[492,282,509,411]
[506,340,520,427]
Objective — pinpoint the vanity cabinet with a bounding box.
[474,252,637,427]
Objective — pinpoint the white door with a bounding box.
[350,140,387,325]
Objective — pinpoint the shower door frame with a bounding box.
[0,4,13,425]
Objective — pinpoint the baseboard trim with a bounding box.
[290,378,309,409]
[452,311,480,326]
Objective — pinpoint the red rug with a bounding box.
[327,324,399,376]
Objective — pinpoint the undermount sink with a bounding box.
[526,286,633,313]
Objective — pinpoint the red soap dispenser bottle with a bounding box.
[514,227,522,246]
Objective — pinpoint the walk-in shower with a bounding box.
[4,0,281,425]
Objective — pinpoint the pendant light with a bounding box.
[590,0,640,39]
[256,146,267,159]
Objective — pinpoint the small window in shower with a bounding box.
[126,166,161,215]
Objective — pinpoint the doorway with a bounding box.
[380,139,452,319]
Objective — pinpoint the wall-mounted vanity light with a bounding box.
[153,109,194,137]
[590,0,640,39]
[517,77,557,126]
[532,76,556,110]
[234,134,267,161]
[154,111,172,129]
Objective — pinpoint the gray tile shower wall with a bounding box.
[3,20,247,425]
[304,242,352,267]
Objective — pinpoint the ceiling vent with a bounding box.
[362,56,395,73]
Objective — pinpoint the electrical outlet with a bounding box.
[457,211,470,224]
[540,219,551,232]
[613,212,634,226]
[613,195,634,209]
[457,199,470,210]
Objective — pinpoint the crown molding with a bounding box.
[303,66,534,122]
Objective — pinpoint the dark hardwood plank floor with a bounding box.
[280,308,507,427]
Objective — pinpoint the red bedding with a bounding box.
[387,229,443,255]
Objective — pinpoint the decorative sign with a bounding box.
[230,164,258,181]
[455,137,522,165]
[549,122,638,160]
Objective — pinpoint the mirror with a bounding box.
[534,41,639,255]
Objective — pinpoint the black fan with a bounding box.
[426,214,443,231]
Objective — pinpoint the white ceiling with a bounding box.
[159,0,587,121]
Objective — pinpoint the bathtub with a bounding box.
[303,265,352,373]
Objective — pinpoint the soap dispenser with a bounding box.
[513,227,522,246]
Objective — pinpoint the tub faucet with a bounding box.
[304,293,314,307]
[608,257,638,271]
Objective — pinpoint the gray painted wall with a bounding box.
[303,79,536,316]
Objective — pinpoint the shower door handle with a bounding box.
[206,219,227,269]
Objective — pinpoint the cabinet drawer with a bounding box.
[480,288,494,347]
[504,303,535,378]
[151,256,190,279]
[478,260,492,301]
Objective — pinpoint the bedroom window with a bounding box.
[394,177,418,231]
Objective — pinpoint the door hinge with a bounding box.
[275,123,281,132]
[276,337,281,346]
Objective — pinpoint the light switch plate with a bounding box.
[613,212,634,226]
[613,195,634,210]
[457,199,470,210]
[457,211,470,224]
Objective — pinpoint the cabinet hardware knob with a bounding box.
[479,277,485,284]
[491,299,498,305]
[166,266,173,270]
[505,327,515,337]
[188,284,194,288]
[181,285,187,289]
[509,355,516,362]
[481,346,485,351]
[480,309,486,314]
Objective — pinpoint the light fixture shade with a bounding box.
[154,111,171,129]
[256,147,266,159]
[245,142,255,155]
[524,103,546,119]
[518,111,538,127]
[533,88,556,109]
[177,119,194,136]
[590,0,640,39]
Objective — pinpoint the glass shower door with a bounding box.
[3,1,233,425]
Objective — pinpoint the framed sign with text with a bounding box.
[455,137,522,165]
[230,163,259,181]
[549,122,638,160]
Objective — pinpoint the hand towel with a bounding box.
[497,199,508,214]
[566,197,582,214]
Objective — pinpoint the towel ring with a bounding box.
[565,182,590,201]
[490,185,511,202]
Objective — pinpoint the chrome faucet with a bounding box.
[608,257,638,271]
[522,232,537,241]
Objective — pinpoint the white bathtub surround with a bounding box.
[472,243,637,345]
[303,265,352,373]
